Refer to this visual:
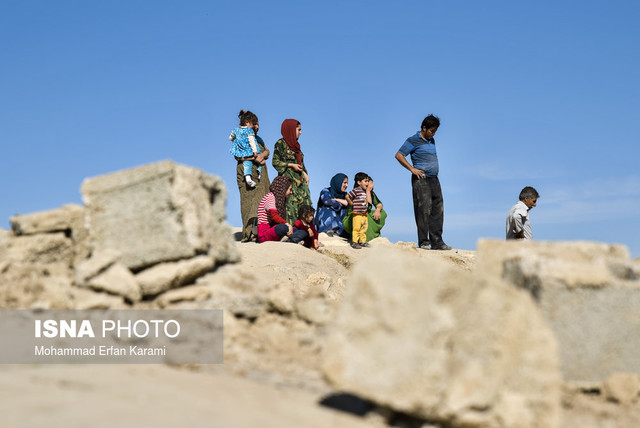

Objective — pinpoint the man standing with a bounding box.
[395,114,451,250]
[506,186,539,240]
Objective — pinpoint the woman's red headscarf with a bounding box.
[281,119,303,169]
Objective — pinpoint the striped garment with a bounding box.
[348,187,368,214]
[257,192,276,225]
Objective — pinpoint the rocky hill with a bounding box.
[1,161,640,428]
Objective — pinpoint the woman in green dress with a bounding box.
[272,118,312,224]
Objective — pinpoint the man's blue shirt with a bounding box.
[397,132,439,176]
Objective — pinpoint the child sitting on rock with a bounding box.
[293,205,320,250]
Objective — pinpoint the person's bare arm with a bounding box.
[395,152,424,179]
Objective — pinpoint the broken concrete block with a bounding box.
[135,255,215,297]
[81,160,238,271]
[10,204,84,236]
[323,248,561,428]
[477,240,640,382]
[84,263,141,303]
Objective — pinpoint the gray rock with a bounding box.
[602,372,640,405]
[74,249,120,285]
[156,284,211,308]
[10,204,84,236]
[136,255,215,297]
[0,231,75,309]
[323,248,561,428]
[477,239,640,382]
[0,262,73,309]
[198,267,268,318]
[70,287,126,310]
[295,297,333,326]
[267,286,296,314]
[208,286,266,319]
[81,160,238,271]
[84,263,141,303]
[0,228,11,243]
[10,204,90,264]
[0,233,74,265]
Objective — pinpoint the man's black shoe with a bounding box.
[431,243,452,251]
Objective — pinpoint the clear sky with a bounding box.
[2,1,639,257]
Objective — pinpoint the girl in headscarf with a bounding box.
[272,119,312,224]
[256,176,307,243]
[314,173,349,237]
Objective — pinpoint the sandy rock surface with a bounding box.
[0,364,372,428]
[2,235,640,427]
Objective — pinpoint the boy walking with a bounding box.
[346,172,370,249]
[506,186,539,240]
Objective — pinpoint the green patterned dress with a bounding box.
[272,138,312,224]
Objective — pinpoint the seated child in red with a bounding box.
[293,205,320,250]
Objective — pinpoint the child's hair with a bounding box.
[354,172,368,188]
[421,114,440,130]
[519,186,540,201]
[298,204,315,219]
[238,110,259,126]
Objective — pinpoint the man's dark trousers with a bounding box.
[411,175,444,247]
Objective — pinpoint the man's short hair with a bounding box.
[421,114,440,130]
[519,186,540,201]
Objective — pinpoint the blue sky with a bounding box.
[1,1,639,257]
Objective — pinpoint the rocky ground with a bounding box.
[2,161,640,427]
[1,233,640,427]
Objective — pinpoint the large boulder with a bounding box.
[81,160,238,270]
[476,240,640,382]
[323,248,561,428]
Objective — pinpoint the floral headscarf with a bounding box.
[269,175,291,219]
